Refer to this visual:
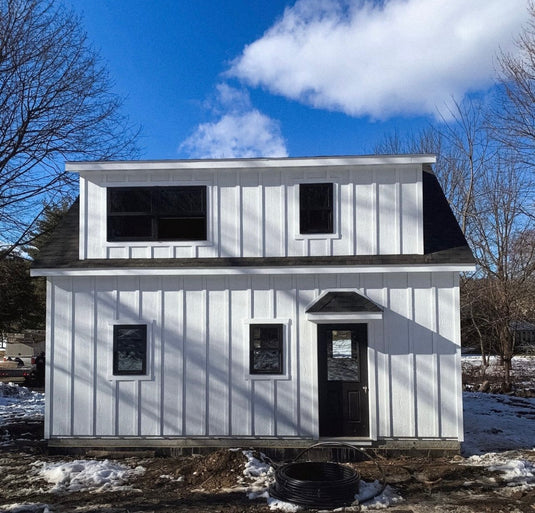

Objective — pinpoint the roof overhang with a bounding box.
[305,290,384,323]
[31,262,475,277]
[65,154,437,174]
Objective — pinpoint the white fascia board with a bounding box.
[306,312,383,323]
[31,262,476,277]
[65,154,437,174]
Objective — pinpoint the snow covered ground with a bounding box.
[462,392,535,456]
[0,358,534,511]
[462,354,535,392]
[0,382,44,426]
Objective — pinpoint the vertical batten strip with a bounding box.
[373,174,379,255]
[159,286,165,437]
[367,319,378,441]
[227,284,233,435]
[295,286,302,435]
[217,177,222,258]
[453,273,464,441]
[204,277,210,437]
[181,286,187,435]
[406,274,416,438]
[79,177,87,259]
[260,182,265,257]
[417,168,424,254]
[137,379,142,436]
[396,168,402,254]
[44,280,53,439]
[283,182,289,257]
[238,185,244,258]
[432,275,440,437]
[352,182,358,256]
[91,278,98,437]
[69,280,76,436]
[410,280,418,437]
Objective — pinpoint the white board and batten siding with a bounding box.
[45,271,462,442]
[74,160,424,260]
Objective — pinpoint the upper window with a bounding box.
[299,183,334,234]
[112,324,147,376]
[107,186,207,241]
[249,324,284,375]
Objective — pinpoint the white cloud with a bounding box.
[229,0,529,119]
[179,85,288,158]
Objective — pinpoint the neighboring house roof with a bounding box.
[32,165,475,270]
[306,291,382,313]
[511,321,535,331]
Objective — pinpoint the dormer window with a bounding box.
[299,183,334,234]
[107,186,207,241]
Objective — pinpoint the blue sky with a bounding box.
[66,0,530,160]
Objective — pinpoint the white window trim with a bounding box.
[107,320,155,381]
[292,181,341,241]
[243,318,291,380]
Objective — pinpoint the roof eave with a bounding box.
[65,154,437,173]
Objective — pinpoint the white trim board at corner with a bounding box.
[31,263,475,277]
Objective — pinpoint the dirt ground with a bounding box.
[0,420,534,513]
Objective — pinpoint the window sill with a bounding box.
[244,372,291,381]
[107,373,154,382]
[294,232,341,241]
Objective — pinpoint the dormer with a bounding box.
[64,155,457,261]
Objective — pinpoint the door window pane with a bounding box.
[328,329,360,381]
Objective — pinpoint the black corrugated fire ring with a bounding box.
[268,461,360,509]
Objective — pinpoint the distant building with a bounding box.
[512,321,535,353]
[4,330,45,358]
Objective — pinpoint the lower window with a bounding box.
[249,324,283,375]
[113,324,147,376]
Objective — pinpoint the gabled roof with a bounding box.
[32,161,475,270]
[306,292,382,313]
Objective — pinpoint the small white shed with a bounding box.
[31,155,475,452]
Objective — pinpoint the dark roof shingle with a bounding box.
[32,169,475,270]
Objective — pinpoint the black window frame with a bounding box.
[299,182,334,234]
[249,324,284,375]
[112,324,148,376]
[107,185,207,242]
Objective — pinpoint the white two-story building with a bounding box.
[32,155,475,453]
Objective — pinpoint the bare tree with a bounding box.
[376,96,535,389]
[468,155,534,388]
[0,0,139,257]
[496,1,535,166]
[373,104,483,233]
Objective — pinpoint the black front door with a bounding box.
[318,324,369,437]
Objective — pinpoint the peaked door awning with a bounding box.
[305,291,383,323]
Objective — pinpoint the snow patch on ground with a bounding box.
[34,459,145,493]
[0,382,44,425]
[466,452,535,491]
[0,504,51,513]
[357,480,403,510]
